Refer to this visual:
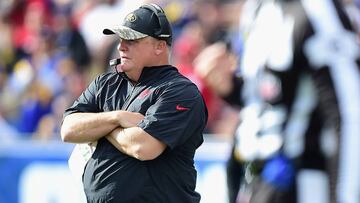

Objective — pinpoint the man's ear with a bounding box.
[155,40,166,55]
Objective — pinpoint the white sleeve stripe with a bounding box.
[302,0,360,202]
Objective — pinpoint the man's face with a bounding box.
[117,37,157,74]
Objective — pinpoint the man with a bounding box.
[195,0,360,202]
[61,4,208,203]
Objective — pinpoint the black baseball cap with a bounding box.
[103,3,172,46]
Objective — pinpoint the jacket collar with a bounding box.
[120,65,177,84]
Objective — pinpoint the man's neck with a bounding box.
[125,56,170,82]
[125,68,143,83]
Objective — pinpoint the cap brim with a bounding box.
[103,26,148,40]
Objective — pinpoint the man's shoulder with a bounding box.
[93,71,122,85]
[96,71,118,80]
[164,73,196,88]
[163,74,202,99]
[165,66,194,84]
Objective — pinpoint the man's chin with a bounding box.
[119,64,132,72]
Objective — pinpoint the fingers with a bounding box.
[116,111,144,128]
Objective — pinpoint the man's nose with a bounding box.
[118,42,127,51]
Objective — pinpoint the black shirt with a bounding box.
[64,65,208,203]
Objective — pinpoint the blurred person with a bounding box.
[170,0,242,136]
[194,42,244,202]
[34,93,73,141]
[2,2,54,125]
[8,26,62,136]
[191,0,228,44]
[11,1,51,58]
[51,2,91,71]
[16,81,53,136]
[0,15,16,73]
[0,0,89,139]
[33,113,56,141]
[1,58,35,129]
[195,0,360,202]
[31,56,87,141]
[61,4,208,203]
[58,56,87,100]
[172,22,226,134]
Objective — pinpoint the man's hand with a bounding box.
[116,111,144,128]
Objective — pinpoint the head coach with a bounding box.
[61,3,208,203]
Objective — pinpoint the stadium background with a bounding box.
[0,0,359,202]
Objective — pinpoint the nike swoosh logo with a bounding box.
[176,104,190,111]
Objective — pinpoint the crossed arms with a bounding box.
[61,111,166,161]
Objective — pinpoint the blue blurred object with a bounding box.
[261,154,295,191]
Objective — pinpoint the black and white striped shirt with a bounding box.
[230,0,360,202]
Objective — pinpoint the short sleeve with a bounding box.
[138,82,208,149]
[64,76,101,117]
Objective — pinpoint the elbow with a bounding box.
[60,125,72,142]
[133,145,163,161]
[132,146,148,161]
[137,153,158,161]
[135,152,157,161]
[60,118,76,143]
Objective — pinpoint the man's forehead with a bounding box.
[119,37,148,43]
[118,36,164,45]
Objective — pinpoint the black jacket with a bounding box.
[65,65,208,203]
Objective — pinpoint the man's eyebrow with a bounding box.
[122,38,145,43]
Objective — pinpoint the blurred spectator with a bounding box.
[0,0,91,140]
[192,41,240,135]
[196,0,360,203]
[34,92,73,141]
[171,0,242,136]
[16,81,52,135]
[11,1,51,58]
[0,14,16,73]
[51,2,91,71]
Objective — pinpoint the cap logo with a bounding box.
[125,13,136,22]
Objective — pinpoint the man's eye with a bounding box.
[123,40,138,45]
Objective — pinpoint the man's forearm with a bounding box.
[61,112,120,143]
[106,127,166,161]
